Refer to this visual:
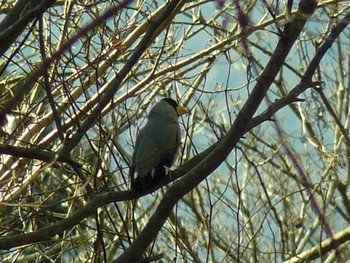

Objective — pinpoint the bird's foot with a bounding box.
[163,165,173,181]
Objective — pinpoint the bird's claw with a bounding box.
[164,166,173,181]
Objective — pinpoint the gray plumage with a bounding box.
[130,98,186,191]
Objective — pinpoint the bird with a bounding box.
[130,98,188,191]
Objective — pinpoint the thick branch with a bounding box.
[0,0,56,57]
[286,227,350,262]
[60,0,183,154]
[113,1,318,262]
[248,8,350,130]
[0,0,133,126]
[0,144,81,167]
[0,190,138,250]
[0,0,318,254]
[6,2,350,258]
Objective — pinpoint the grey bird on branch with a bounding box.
[130,98,188,191]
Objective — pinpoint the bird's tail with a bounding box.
[131,165,166,191]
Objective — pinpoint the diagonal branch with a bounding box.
[8,2,350,258]
[113,1,318,262]
[248,7,350,130]
[60,0,183,155]
[0,190,138,250]
[0,0,134,126]
[0,144,81,167]
[285,226,350,263]
[0,0,56,57]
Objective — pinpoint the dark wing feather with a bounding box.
[131,121,180,191]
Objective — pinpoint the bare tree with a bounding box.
[0,0,349,262]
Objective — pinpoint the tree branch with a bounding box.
[286,227,350,262]
[0,0,318,254]
[0,0,134,126]
[60,0,183,154]
[0,0,56,57]
[113,1,318,262]
[248,8,350,130]
[6,3,350,260]
[0,190,138,250]
[0,144,81,167]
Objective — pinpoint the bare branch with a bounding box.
[0,144,81,167]
[114,1,318,262]
[0,0,56,57]
[286,227,350,262]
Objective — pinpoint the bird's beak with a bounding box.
[176,105,189,116]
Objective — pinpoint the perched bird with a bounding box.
[130,98,188,191]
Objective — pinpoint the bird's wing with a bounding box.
[159,125,180,168]
[133,118,180,179]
